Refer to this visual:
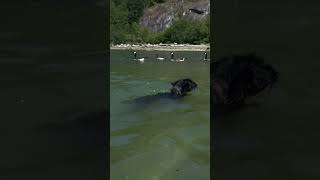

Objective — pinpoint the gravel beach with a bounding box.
[110,43,210,51]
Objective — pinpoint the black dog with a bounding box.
[132,79,197,104]
[211,53,279,116]
[170,79,198,97]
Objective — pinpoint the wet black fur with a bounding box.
[170,79,198,97]
[211,53,279,116]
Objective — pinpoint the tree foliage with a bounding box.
[110,0,209,45]
[161,19,209,44]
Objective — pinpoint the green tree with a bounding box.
[110,0,130,43]
[127,0,148,24]
[110,0,209,45]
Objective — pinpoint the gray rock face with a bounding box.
[140,0,210,32]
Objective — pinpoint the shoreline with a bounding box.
[110,43,210,51]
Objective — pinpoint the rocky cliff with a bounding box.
[140,0,210,32]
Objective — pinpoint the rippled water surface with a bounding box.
[110,50,210,180]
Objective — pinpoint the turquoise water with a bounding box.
[110,50,210,180]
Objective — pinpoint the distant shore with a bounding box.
[110,43,210,51]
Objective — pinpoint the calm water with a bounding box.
[1,0,105,179]
[110,50,210,180]
[0,44,107,179]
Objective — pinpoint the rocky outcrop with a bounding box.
[140,0,210,32]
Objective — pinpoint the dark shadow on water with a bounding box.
[38,110,108,145]
[129,92,185,105]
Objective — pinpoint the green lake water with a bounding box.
[110,50,210,180]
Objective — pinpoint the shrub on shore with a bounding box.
[110,0,209,45]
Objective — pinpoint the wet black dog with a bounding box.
[170,79,198,97]
[132,79,197,104]
[211,53,279,116]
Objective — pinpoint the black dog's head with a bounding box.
[212,53,279,105]
[170,79,197,96]
[247,63,279,96]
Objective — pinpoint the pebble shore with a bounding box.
[110,43,210,51]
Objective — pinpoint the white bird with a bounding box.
[176,57,185,62]
[133,51,145,62]
[156,54,165,60]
